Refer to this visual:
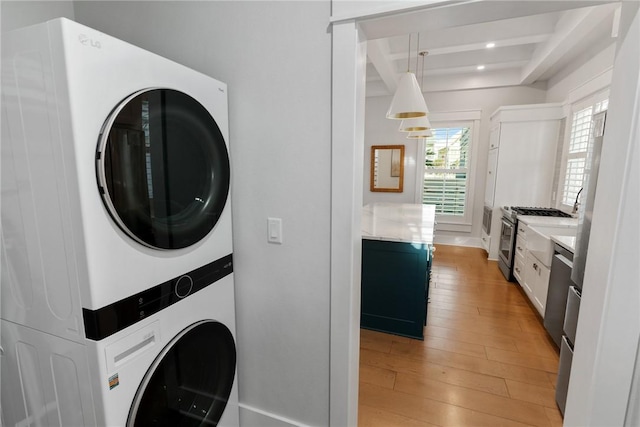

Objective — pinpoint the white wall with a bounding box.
[34,2,330,426]
[364,85,547,243]
[0,1,74,32]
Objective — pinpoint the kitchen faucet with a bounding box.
[572,187,583,214]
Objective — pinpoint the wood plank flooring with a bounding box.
[358,244,563,427]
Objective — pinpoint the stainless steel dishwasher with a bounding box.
[544,244,574,348]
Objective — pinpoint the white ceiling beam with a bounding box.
[385,34,552,60]
[366,68,534,97]
[427,60,529,76]
[413,14,557,48]
[366,60,529,81]
[424,68,533,92]
[359,0,618,40]
[367,38,399,93]
[520,4,618,84]
[427,34,552,56]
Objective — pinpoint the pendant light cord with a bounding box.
[416,33,420,79]
[421,51,425,89]
[407,34,412,72]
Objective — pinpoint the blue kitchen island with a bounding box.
[361,203,435,340]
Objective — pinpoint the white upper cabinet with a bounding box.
[484,103,564,260]
[487,103,564,207]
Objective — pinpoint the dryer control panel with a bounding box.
[82,254,233,341]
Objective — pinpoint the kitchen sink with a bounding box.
[527,225,577,267]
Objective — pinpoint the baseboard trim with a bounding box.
[238,403,310,427]
[433,235,483,248]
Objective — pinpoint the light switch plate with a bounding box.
[267,217,283,244]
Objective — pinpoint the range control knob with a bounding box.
[175,275,193,298]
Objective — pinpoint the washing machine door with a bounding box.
[97,88,230,250]
[128,320,236,426]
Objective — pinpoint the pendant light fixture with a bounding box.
[386,34,429,119]
[399,115,431,132]
[407,129,433,139]
[399,50,431,132]
[407,51,432,140]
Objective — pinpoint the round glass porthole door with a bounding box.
[128,321,236,427]
[97,89,230,250]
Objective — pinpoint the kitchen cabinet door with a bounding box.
[484,148,498,207]
[524,252,550,317]
[513,252,525,285]
[489,124,500,149]
[361,239,429,339]
[513,226,527,285]
[523,252,536,299]
[534,263,551,316]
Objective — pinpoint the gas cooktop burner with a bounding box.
[510,206,573,217]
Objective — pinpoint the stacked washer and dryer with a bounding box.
[1,18,239,426]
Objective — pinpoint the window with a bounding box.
[423,126,471,215]
[561,97,608,207]
[416,111,480,232]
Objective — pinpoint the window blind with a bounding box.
[423,127,470,215]
[562,106,592,205]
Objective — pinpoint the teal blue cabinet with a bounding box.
[361,239,432,340]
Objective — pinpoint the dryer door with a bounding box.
[128,320,236,426]
[97,89,230,250]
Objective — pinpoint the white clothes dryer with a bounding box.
[2,17,233,342]
[1,18,239,426]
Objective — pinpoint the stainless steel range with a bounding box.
[498,206,572,281]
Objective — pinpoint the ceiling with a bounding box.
[364,1,621,97]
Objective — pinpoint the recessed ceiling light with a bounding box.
[486,42,496,48]
[477,65,486,70]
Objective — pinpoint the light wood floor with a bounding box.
[358,244,563,427]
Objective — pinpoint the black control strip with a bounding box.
[83,254,233,341]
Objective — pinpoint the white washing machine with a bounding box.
[1,279,239,426]
[1,18,239,426]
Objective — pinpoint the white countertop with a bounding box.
[517,215,578,227]
[551,235,576,253]
[362,203,435,244]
